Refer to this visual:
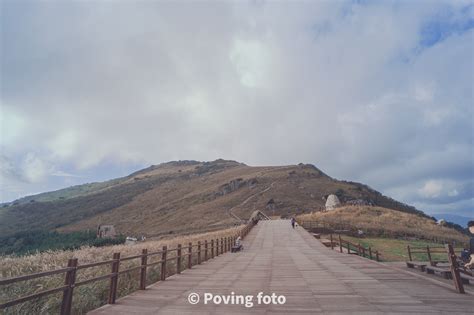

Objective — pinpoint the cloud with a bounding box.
[0,0,473,218]
[21,153,50,183]
[419,180,444,198]
[51,170,82,178]
[1,153,52,184]
[230,39,271,87]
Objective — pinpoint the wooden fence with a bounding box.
[300,220,466,245]
[328,234,381,262]
[406,244,465,266]
[406,244,473,294]
[0,220,256,314]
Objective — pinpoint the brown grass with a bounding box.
[297,206,469,244]
[0,225,244,314]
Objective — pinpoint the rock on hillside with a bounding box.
[325,194,341,210]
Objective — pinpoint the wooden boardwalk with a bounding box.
[89,220,473,314]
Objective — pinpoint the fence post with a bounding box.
[407,245,412,261]
[427,246,433,266]
[108,253,120,304]
[140,249,148,290]
[446,244,465,294]
[339,235,343,253]
[177,244,182,274]
[376,251,380,262]
[330,234,334,250]
[188,242,192,269]
[369,247,372,260]
[357,243,361,256]
[211,240,214,258]
[346,241,350,254]
[161,246,167,281]
[216,238,219,256]
[221,237,224,254]
[198,241,202,264]
[205,240,208,261]
[60,258,78,315]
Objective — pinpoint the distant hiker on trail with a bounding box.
[291,217,296,229]
[466,221,474,269]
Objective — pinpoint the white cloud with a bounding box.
[230,39,271,87]
[0,105,27,149]
[419,180,443,198]
[47,130,80,160]
[51,170,82,178]
[448,189,459,197]
[414,82,435,102]
[21,153,51,183]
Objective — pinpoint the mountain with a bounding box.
[0,159,429,239]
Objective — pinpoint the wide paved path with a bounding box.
[89,220,473,314]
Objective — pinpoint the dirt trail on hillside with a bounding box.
[228,182,275,221]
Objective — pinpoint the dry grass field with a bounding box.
[0,225,243,314]
[297,206,469,244]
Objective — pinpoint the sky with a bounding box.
[1,0,473,219]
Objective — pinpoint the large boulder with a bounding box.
[325,194,341,210]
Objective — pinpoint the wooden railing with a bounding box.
[0,220,257,314]
[328,234,381,262]
[406,244,464,266]
[445,244,473,294]
[406,244,473,294]
[300,220,465,245]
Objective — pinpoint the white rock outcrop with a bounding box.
[325,194,341,210]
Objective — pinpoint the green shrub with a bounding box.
[0,230,126,256]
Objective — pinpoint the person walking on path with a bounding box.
[291,217,296,229]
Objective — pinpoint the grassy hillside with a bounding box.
[297,206,469,244]
[0,159,431,239]
[5,179,125,206]
[0,230,126,256]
